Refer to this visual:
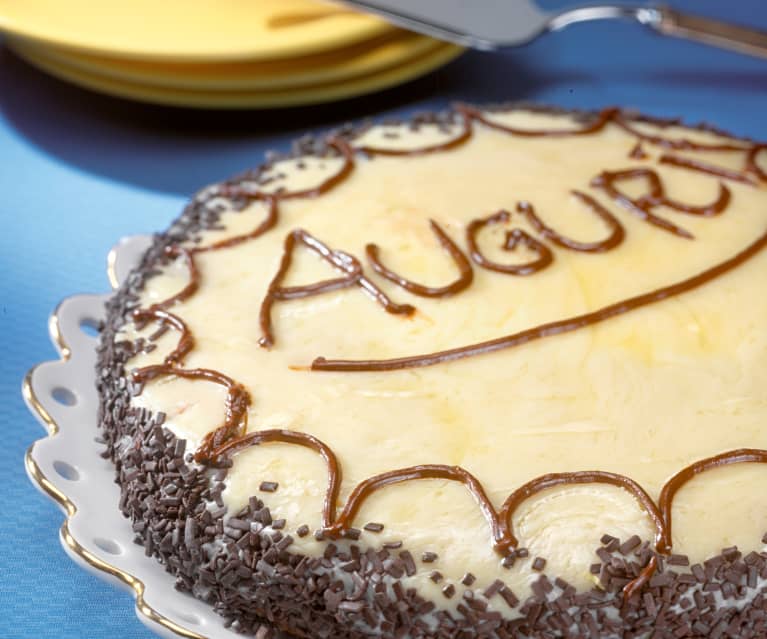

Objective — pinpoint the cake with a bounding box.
[97,104,767,638]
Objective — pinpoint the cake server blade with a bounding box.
[337,1,767,59]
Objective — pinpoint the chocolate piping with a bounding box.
[214,429,342,530]
[134,197,277,324]
[499,472,666,551]
[192,197,280,253]
[322,464,515,554]
[222,138,355,201]
[455,104,762,187]
[458,103,618,137]
[258,229,360,348]
[355,275,417,317]
[747,144,767,181]
[622,555,658,603]
[466,210,554,275]
[146,108,758,364]
[354,112,472,156]
[284,138,355,199]
[657,448,767,554]
[456,105,767,190]
[130,364,251,464]
[591,168,731,240]
[127,359,767,577]
[311,224,767,371]
[612,115,748,152]
[628,142,648,160]
[147,198,277,312]
[131,308,194,366]
[659,154,757,186]
[499,472,667,602]
[154,246,199,308]
[461,105,762,185]
[366,220,473,297]
[258,229,414,348]
[518,191,625,253]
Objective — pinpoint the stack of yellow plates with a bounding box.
[0,0,463,108]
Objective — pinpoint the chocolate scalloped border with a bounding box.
[98,104,767,639]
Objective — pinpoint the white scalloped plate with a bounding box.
[23,235,276,639]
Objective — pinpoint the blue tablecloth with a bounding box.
[1,1,765,637]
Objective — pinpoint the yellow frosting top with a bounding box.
[120,108,767,608]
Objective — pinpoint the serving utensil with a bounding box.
[338,1,767,59]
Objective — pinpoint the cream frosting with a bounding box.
[120,110,767,610]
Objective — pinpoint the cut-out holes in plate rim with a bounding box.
[79,317,101,337]
[93,538,123,555]
[53,460,81,481]
[52,387,77,406]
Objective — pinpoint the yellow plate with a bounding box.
[9,39,464,109]
[8,31,444,91]
[0,0,395,62]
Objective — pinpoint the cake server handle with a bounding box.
[341,1,767,59]
[548,5,767,60]
[644,5,767,59]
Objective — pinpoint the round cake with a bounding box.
[98,104,767,638]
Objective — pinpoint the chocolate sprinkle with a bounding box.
[618,534,642,555]
[399,551,417,577]
[259,481,279,493]
[669,553,691,566]
[499,586,520,608]
[483,579,505,600]
[461,572,476,586]
[341,527,361,540]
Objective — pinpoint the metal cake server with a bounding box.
[338,1,767,59]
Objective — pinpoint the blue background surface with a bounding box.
[1,1,765,637]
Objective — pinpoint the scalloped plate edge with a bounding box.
[22,234,242,639]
